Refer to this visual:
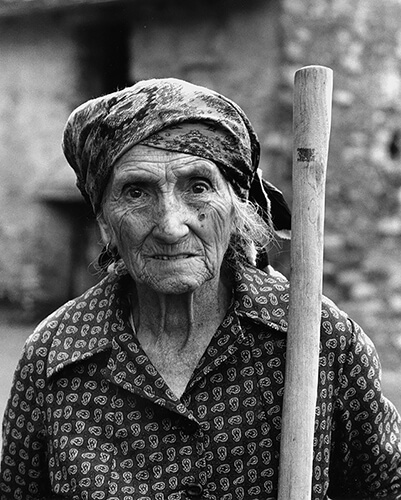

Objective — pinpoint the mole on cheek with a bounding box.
[198,213,206,221]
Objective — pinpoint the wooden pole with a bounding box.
[277,65,333,500]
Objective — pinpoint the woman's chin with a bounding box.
[130,259,215,295]
[135,269,214,295]
[144,276,207,295]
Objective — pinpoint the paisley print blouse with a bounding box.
[1,266,401,500]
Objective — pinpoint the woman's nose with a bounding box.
[152,195,190,243]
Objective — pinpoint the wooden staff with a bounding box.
[277,65,333,500]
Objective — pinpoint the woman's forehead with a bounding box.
[112,145,225,179]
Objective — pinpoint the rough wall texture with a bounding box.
[280,0,401,367]
[0,13,95,314]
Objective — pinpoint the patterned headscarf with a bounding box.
[62,78,290,234]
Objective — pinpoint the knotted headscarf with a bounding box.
[62,77,290,236]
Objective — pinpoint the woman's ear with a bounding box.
[97,213,113,245]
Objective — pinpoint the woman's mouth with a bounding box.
[153,254,194,260]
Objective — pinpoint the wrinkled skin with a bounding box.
[99,145,234,296]
[98,145,236,397]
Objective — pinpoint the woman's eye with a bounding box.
[191,180,211,194]
[125,186,145,199]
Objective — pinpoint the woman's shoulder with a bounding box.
[256,265,354,339]
[320,295,355,338]
[24,273,121,354]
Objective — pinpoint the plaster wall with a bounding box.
[0,13,89,313]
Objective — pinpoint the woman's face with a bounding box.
[99,145,234,295]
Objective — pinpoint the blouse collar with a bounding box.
[45,266,289,380]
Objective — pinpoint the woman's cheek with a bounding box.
[200,204,233,261]
[208,200,234,235]
[112,208,148,253]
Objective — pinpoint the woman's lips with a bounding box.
[152,254,194,260]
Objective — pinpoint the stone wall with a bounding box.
[0,6,134,317]
[0,13,81,313]
[280,0,401,367]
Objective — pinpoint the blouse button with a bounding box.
[186,482,203,498]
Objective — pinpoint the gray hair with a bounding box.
[225,184,275,269]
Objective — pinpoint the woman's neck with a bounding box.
[127,273,232,398]
[131,274,232,351]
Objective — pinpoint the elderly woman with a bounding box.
[1,79,401,500]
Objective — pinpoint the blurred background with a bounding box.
[0,0,400,425]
